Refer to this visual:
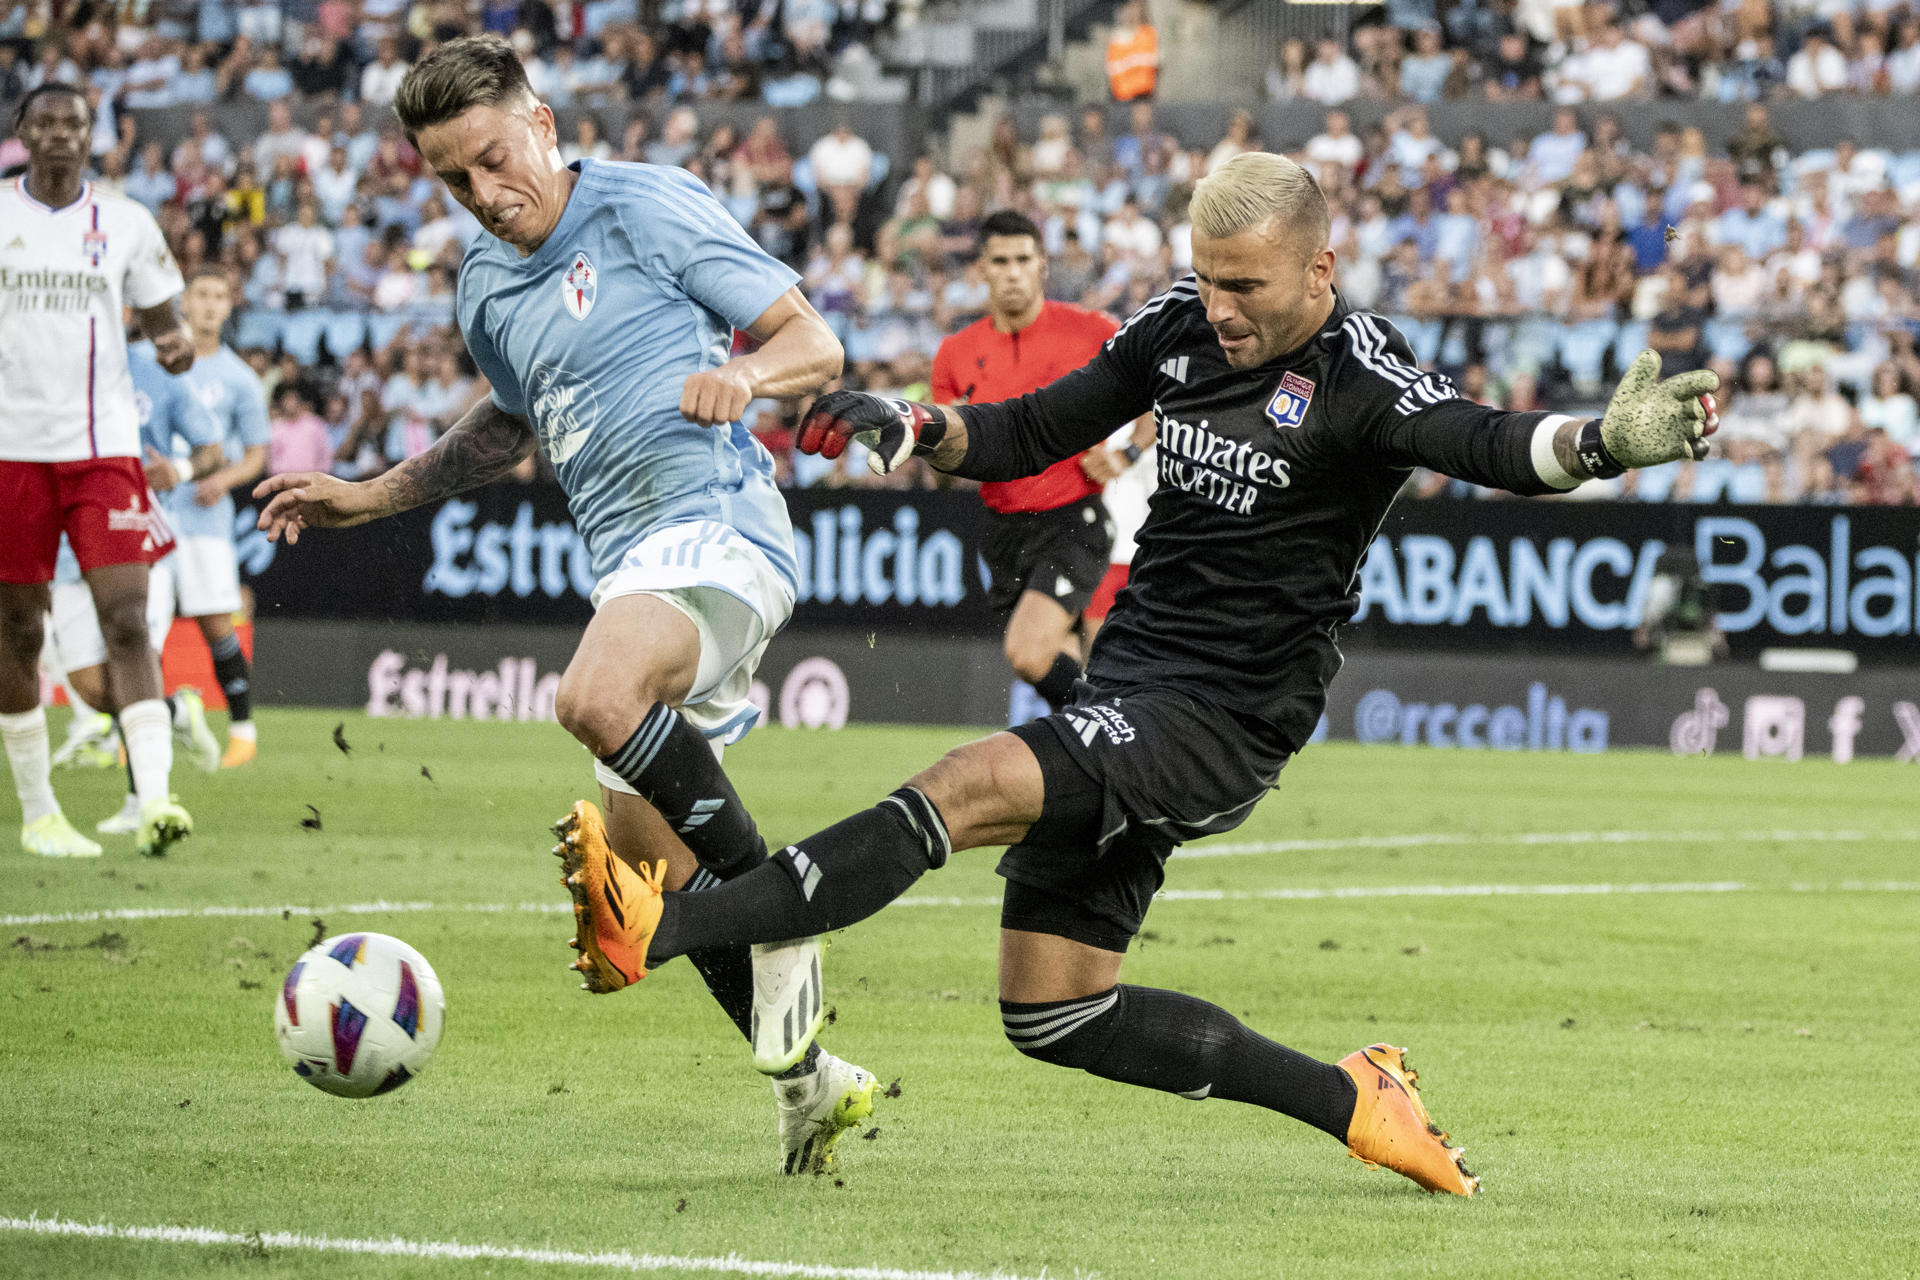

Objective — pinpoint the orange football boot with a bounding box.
[220,736,257,768]
[1337,1043,1480,1196]
[552,800,665,993]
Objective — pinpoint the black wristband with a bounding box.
[909,405,948,457]
[1575,418,1625,480]
[1120,442,1143,465]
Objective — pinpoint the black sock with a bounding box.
[674,865,761,1045]
[600,704,765,878]
[1002,985,1357,1140]
[208,631,252,723]
[1031,652,1081,712]
[648,787,950,966]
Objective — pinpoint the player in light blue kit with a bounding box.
[173,267,271,769]
[45,341,226,850]
[255,35,873,1176]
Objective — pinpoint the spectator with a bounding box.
[1485,31,1543,100]
[808,119,874,227]
[1305,109,1364,177]
[1105,0,1159,103]
[272,200,335,310]
[268,387,334,475]
[360,36,409,107]
[1564,20,1651,102]
[1787,28,1849,98]
[1303,37,1361,104]
[254,101,313,178]
[242,43,296,101]
[1400,26,1453,103]
[1265,38,1308,102]
[1206,110,1259,175]
[1528,107,1586,186]
[1859,362,1920,447]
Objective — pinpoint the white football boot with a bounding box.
[96,793,142,835]
[172,688,223,774]
[22,813,103,858]
[750,935,826,1074]
[774,1051,877,1176]
[51,711,116,769]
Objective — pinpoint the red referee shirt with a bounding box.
[931,301,1119,514]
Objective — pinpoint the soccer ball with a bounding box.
[275,932,445,1097]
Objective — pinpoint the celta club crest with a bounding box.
[561,250,596,320]
[1265,370,1315,430]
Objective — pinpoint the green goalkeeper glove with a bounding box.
[1577,349,1722,478]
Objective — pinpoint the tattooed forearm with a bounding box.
[378,400,538,514]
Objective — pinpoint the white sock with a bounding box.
[119,698,173,808]
[2,706,61,825]
[229,720,257,742]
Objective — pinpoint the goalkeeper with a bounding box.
[556,153,1717,1195]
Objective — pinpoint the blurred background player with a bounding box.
[1082,422,1157,650]
[0,83,197,859]
[253,36,872,1176]
[45,337,226,837]
[930,211,1152,714]
[171,266,271,768]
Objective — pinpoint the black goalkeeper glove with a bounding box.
[796,390,947,476]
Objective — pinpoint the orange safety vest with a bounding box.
[1105,23,1158,101]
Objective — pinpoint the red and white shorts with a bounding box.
[1085,563,1130,621]
[0,457,175,585]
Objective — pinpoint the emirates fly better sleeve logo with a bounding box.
[561,250,596,320]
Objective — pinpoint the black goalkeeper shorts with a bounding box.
[997,680,1292,952]
[979,498,1114,618]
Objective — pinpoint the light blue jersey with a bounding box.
[55,345,222,585]
[456,160,801,587]
[173,345,270,540]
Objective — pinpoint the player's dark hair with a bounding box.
[12,81,92,134]
[978,210,1043,245]
[392,35,534,142]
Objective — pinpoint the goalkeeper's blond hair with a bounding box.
[1190,152,1330,256]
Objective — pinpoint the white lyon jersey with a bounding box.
[0,177,186,461]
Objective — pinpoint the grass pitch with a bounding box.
[3,709,1918,1279]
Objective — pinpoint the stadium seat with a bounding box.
[1728,462,1770,503]
[1612,319,1650,372]
[1389,315,1443,364]
[367,314,413,350]
[322,311,368,359]
[1687,457,1734,502]
[1558,319,1617,393]
[1633,461,1680,502]
[1704,317,1752,364]
[279,312,327,365]
[234,310,284,352]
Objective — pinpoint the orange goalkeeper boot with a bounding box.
[553,800,665,993]
[1337,1043,1480,1196]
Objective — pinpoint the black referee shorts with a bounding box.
[997,681,1292,952]
[980,498,1114,618]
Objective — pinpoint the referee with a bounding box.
[575,153,1720,1195]
[931,211,1152,712]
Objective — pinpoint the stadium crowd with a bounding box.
[3,0,1919,504]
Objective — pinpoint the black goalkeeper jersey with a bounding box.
[954,283,1574,750]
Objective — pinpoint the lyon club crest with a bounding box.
[561,250,596,320]
[1265,370,1314,430]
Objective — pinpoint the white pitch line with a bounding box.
[7,880,1920,929]
[1178,828,1920,858]
[0,1214,1047,1280]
